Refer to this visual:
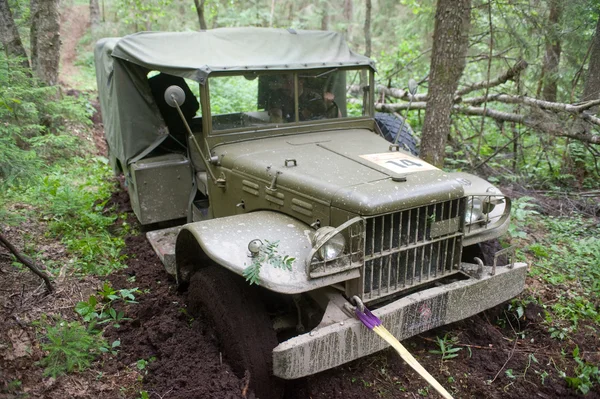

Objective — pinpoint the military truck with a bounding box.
[95,28,527,398]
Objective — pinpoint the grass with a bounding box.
[522,215,600,334]
[1,157,129,276]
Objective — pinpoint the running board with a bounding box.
[146,226,181,276]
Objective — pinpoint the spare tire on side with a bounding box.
[375,112,419,156]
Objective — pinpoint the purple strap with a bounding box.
[355,307,381,330]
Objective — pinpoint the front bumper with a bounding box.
[273,262,527,379]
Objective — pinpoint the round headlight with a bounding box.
[313,226,346,261]
[465,197,483,224]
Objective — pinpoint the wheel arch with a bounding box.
[174,211,360,293]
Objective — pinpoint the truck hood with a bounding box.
[217,129,465,216]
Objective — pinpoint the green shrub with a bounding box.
[0,53,93,186]
[37,318,105,377]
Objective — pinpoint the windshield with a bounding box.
[208,68,371,132]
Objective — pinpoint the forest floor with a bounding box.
[1,3,600,399]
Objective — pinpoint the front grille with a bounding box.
[362,198,465,302]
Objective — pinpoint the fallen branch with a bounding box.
[0,231,54,293]
[463,94,600,114]
[373,101,600,144]
[455,58,528,97]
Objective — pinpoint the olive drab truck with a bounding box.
[94,28,527,398]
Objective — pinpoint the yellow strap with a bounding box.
[373,325,454,399]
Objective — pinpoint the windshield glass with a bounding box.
[209,68,370,132]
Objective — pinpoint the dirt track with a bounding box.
[100,192,594,398]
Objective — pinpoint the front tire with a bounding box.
[187,266,283,399]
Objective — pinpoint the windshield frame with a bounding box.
[203,67,374,138]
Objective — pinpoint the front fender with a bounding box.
[175,211,360,294]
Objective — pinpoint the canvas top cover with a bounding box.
[94,27,375,165]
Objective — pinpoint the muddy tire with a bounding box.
[188,266,283,399]
[375,112,419,156]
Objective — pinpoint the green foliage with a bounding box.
[508,196,540,239]
[243,239,295,285]
[563,346,600,395]
[1,157,129,275]
[428,334,462,360]
[526,215,600,337]
[0,53,93,186]
[76,282,139,328]
[209,76,259,115]
[116,0,174,31]
[136,356,156,375]
[36,317,105,377]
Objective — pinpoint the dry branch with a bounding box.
[455,59,528,97]
[373,101,600,144]
[371,55,600,146]
[0,231,54,293]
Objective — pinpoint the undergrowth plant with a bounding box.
[0,53,92,186]
[36,317,106,377]
[562,346,600,395]
[76,282,140,328]
[2,158,129,275]
[526,215,600,338]
[429,334,462,361]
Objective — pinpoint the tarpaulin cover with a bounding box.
[94,28,374,166]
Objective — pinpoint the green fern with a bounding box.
[243,239,295,285]
[37,318,105,377]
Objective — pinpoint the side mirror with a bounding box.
[164,85,186,108]
[408,79,418,96]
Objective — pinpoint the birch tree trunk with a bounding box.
[30,0,61,86]
[420,0,472,168]
[0,0,30,68]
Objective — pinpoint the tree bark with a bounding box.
[0,0,30,68]
[90,0,101,29]
[420,0,472,168]
[364,0,372,57]
[320,0,328,31]
[541,0,561,102]
[193,0,208,30]
[30,0,61,86]
[343,0,352,39]
[269,0,275,27]
[583,15,600,104]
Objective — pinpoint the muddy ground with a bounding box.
[2,182,599,399]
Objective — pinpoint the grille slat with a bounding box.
[362,198,465,302]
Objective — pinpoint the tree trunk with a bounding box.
[193,0,208,30]
[364,0,372,57]
[269,0,275,27]
[343,0,352,39]
[541,0,562,102]
[90,0,101,29]
[0,0,30,68]
[320,0,328,31]
[583,15,600,104]
[420,0,472,168]
[30,0,61,86]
